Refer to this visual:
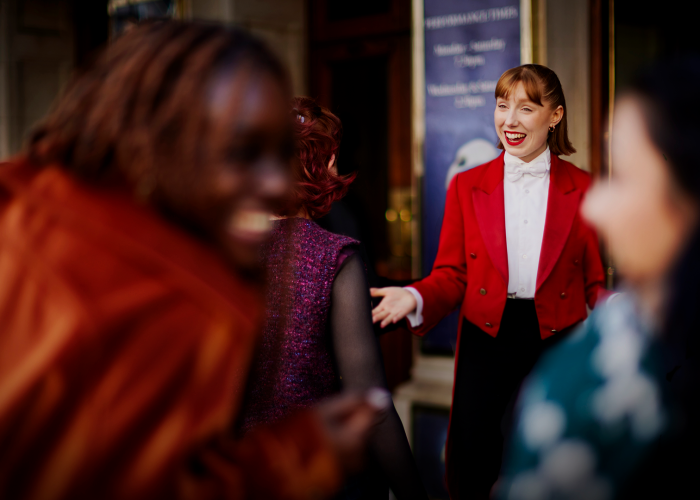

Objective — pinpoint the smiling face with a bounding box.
[155,67,292,272]
[494,82,563,163]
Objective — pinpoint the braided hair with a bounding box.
[27,21,289,186]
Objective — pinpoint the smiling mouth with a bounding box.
[228,209,273,243]
[504,131,526,146]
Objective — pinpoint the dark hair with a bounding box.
[281,96,355,219]
[27,21,288,184]
[623,57,700,495]
[495,64,576,156]
[628,56,700,374]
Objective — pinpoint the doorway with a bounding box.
[309,0,413,390]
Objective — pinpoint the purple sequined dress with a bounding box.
[240,217,357,432]
[239,217,428,500]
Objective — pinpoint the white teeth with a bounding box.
[505,132,526,140]
[229,210,273,235]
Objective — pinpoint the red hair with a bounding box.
[282,97,355,219]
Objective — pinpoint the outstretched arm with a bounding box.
[330,252,428,500]
[371,176,467,334]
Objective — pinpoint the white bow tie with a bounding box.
[505,160,549,182]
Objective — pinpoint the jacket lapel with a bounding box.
[472,153,509,285]
[536,155,581,291]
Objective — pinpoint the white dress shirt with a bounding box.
[503,147,550,298]
[403,148,551,327]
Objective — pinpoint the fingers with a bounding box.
[372,307,391,325]
[339,405,375,443]
[321,391,389,441]
[317,392,366,422]
[380,312,401,329]
[383,305,413,328]
[340,389,391,442]
[371,288,415,327]
[373,302,409,326]
[317,390,391,474]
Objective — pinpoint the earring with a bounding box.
[548,124,556,133]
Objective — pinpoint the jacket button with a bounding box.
[560,292,566,299]
[485,323,493,328]
[551,329,557,333]
[480,288,487,295]
[470,253,477,259]
[574,259,579,266]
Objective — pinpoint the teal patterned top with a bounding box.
[496,297,673,500]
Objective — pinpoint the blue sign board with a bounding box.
[421,0,522,354]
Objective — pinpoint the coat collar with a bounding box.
[475,152,505,194]
[472,152,581,290]
[549,154,577,195]
[473,152,508,284]
[476,151,576,195]
[536,155,581,290]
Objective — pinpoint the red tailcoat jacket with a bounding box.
[409,152,606,493]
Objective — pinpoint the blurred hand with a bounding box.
[316,389,390,474]
[370,287,417,328]
[607,292,625,305]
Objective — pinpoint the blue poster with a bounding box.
[421,1,521,354]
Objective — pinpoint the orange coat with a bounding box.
[0,159,340,500]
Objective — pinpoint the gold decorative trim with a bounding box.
[520,0,546,65]
[411,0,425,279]
[607,0,615,289]
[174,0,191,19]
[520,0,533,63]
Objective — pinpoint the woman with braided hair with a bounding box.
[0,21,383,500]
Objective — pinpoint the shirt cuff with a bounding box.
[404,287,424,328]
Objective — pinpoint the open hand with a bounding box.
[316,389,390,473]
[370,287,417,328]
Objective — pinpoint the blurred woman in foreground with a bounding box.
[239,97,428,500]
[497,58,700,499]
[0,22,381,500]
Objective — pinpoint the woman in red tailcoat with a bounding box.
[372,65,607,499]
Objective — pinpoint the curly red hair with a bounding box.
[281,97,356,219]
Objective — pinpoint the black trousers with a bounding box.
[447,299,573,499]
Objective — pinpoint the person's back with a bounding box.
[239,97,428,500]
[241,217,356,432]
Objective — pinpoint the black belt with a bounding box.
[506,293,534,300]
